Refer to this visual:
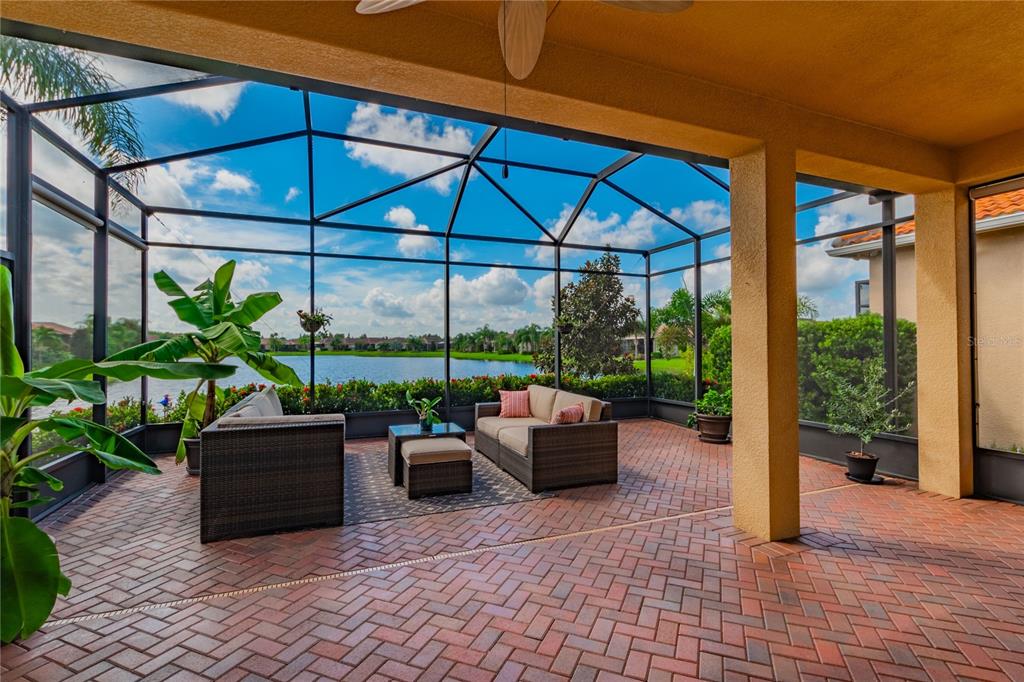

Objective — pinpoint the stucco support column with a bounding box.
[729,143,800,541]
[915,186,973,497]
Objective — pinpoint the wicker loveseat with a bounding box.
[474,385,618,492]
[200,388,346,543]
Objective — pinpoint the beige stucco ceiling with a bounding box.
[425,0,1024,149]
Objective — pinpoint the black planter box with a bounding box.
[975,449,1024,504]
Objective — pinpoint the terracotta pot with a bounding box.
[696,414,731,443]
[184,437,201,476]
[845,450,879,483]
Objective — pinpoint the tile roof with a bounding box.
[830,188,1024,248]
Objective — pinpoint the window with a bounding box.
[973,181,1024,454]
[855,279,870,315]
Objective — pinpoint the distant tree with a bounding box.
[797,295,819,321]
[267,332,286,352]
[655,323,688,356]
[327,333,347,351]
[31,326,71,367]
[534,253,641,378]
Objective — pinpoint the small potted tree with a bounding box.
[406,390,442,432]
[820,359,914,484]
[691,388,732,443]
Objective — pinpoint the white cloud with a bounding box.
[284,186,303,203]
[160,82,248,123]
[385,205,441,258]
[210,169,257,194]
[344,103,472,194]
[671,199,729,233]
[531,204,659,262]
[363,287,413,318]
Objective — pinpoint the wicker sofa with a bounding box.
[200,388,346,543]
[474,384,618,492]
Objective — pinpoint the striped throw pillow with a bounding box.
[499,390,531,418]
[551,402,585,425]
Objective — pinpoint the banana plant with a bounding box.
[0,266,235,643]
[141,260,303,460]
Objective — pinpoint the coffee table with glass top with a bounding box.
[387,423,467,486]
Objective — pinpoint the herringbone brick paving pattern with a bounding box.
[4,419,1023,681]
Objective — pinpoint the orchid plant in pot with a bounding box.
[0,266,231,642]
[820,358,914,484]
[406,390,442,432]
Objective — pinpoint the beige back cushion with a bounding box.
[246,392,277,417]
[527,384,558,422]
[262,386,284,416]
[552,390,603,423]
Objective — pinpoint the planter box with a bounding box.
[144,421,183,456]
[611,398,649,420]
[649,398,694,426]
[975,449,1024,504]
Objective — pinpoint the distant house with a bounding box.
[32,321,76,337]
[827,189,1024,451]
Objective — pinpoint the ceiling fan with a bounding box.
[355,0,694,80]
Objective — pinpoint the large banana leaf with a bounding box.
[3,376,106,407]
[154,270,213,329]
[38,417,160,474]
[200,322,253,356]
[0,515,71,644]
[241,351,303,386]
[1,267,24,378]
[226,292,282,327]
[211,260,235,316]
[19,354,235,383]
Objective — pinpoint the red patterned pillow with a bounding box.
[499,390,531,418]
[551,402,585,425]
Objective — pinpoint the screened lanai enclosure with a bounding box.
[3,34,934,513]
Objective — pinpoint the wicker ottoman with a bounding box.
[401,438,473,499]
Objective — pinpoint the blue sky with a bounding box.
[15,40,912,337]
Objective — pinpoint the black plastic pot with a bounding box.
[696,414,731,443]
[419,418,432,432]
[845,450,880,483]
[184,437,201,476]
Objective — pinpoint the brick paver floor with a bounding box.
[3,419,1024,681]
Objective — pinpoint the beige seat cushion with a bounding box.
[218,412,345,428]
[497,426,532,456]
[402,437,472,465]
[552,391,603,423]
[476,416,547,439]
[527,385,557,422]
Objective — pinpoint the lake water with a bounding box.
[107,354,538,404]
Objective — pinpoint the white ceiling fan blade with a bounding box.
[498,0,548,80]
[600,0,694,13]
[355,0,426,15]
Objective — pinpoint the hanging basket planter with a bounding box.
[297,309,332,336]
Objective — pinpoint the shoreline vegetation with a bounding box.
[267,349,693,374]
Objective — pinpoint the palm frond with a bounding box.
[0,38,145,192]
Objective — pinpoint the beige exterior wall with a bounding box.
[865,224,1024,453]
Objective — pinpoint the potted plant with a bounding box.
[297,308,332,335]
[690,388,732,443]
[0,267,229,642]
[406,390,442,432]
[820,358,914,484]
[145,261,304,474]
